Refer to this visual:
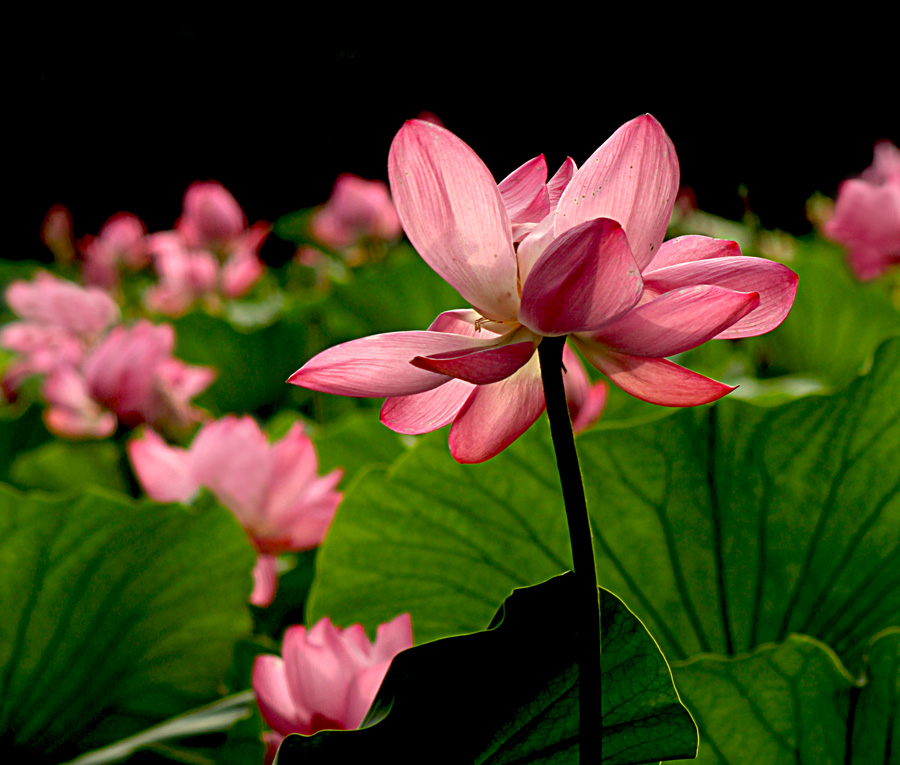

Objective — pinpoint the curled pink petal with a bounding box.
[251,555,280,607]
[253,654,311,734]
[389,119,519,321]
[643,256,798,339]
[411,338,538,385]
[449,354,545,463]
[588,285,760,357]
[547,158,577,207]
[556,114,679,270]
[561,345,607,433]
[381,378,475,435]
[289,330,488,397]
[643,235,741,271]
[498,155,551,239]
[575,340,735,406]
[520,218,643,336]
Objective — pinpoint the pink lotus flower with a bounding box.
[252,613,412,751]
[43,320,214,438]
[823,140,900,280]
[145,181,268,314]
[290,116,797,463]
[128,416,342,605]
[1,273,120,397]
[81,213,150,289]
[311,174,402,249]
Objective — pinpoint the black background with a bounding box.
[16,17,898,265]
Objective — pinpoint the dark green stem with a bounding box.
[537,336,601,763]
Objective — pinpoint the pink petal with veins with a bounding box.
[575,340,735,406]
[547,158,577,207]
[643,235,741,271]
[388,119,519,321]
[556,114,679,271]
[412,338,537,385]
[643,257,798,338]
[449,354,545,463]
[381,378,475,434]
[520,218,642,336]
[589,285,760,357]
[289,330,495,397]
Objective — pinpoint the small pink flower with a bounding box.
[1,273,120,397]
[145,182,269,314]
[252,613,412,747]
[823,140,900,280]
[290,116,798,463]
[128,416,342,605]
[71,320,214,435]
[311,174,401,249]
[81,213,150,289]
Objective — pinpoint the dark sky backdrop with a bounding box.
[18,19,897,265]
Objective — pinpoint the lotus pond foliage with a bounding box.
[1,117,898,764]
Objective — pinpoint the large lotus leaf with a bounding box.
[9,438,131,494]
[0,404,51,481]
[669,628,899,764]
[278,575,697,764]
[0,485,255,762]
[308,337,900,671]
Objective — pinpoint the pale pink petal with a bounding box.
[221,251,265,298]
[190,416,271,524]
[556,115,679,270]
[588,285,760,357]
[642,257,798,338]
[250,554,280,607]
[388,119,519,321]
[285,620,354,726]
[515,213,557,286]
[498,155,551,237]
[561,345,607,433]
[448,354,545,463]
[519,218,643,336]
[253,654,311,735]
[344,663,392,729]
[372,613,413,662]
[5,273,120,336]
[288,330,490,397]
[411,339,538,385]
[575,340,735,406]
[643,235,741,271]
[42,366,118,438]
[547,158,577,207]
[127,429,198,503]
[380,378,475,434]
[179,181,247,248]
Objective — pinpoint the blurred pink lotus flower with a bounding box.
[43,320,214,438]
[40,204,77,265]
[146,181,268,314]
[311,174,402,249]
[252,613,412,752]
[290,116,798,463]
[128,416,342,605]
[1,273,120,397]
[823,140,900,280]
[81,213,150,289]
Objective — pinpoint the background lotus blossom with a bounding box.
[1,273,120,398]
[43,320,214,438]
[128,416,343,605]
[312,174,401,249]
[823,140,900,280]
[145,181,269,314]
[291,116,798,462]
[252,613,412,755]
[80,212,150,289]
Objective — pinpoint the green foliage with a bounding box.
[308,340,899,671]
[0,485,255,762]
[278,575,697,765]
[9,438,131,494]
[670,629,899,764]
